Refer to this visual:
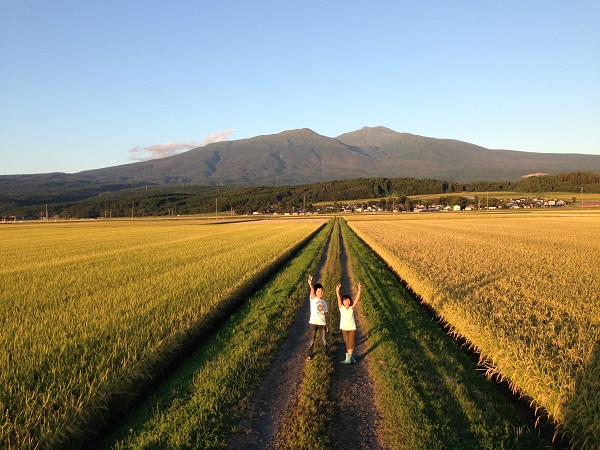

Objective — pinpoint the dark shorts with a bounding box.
[342,329,356,350]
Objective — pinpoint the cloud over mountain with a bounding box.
[129,141,201,161]
[129,129,235,162]
[203,129,235,145]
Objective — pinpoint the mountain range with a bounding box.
[3,126,600,203]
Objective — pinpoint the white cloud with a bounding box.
[129,141,200,161]
[129,129,235,162]
[203,128,235,145]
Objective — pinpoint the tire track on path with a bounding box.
[328,223,385,449]
[225,227,333,449]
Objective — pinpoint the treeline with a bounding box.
[4,172,599,219]
[6,177,486,219]
[515,172,600,193]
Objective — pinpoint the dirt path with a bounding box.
[328,228,385,449]
[226,222,385,449]
[224,298,312,449]
[225,234,332,449]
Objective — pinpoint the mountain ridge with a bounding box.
[2,126,600,206]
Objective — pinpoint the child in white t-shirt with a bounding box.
[307,275,328,360]
[336,282,362,364]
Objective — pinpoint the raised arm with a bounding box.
[308,275,316,299]
[336,283,342,308]
[353,282,362,307]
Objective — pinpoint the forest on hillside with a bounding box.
[2,172,599,219]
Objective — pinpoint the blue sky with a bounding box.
[1,1,599,175]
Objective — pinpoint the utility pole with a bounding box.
[581,187,584,209]
[131,202,134,221]
[45,204,48,222]
[303,195,306,217]
[216,197,218,220]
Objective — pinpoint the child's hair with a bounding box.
[342,294,353,306]
[314,283,324,291]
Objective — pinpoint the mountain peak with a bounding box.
[359,125,398,134]
[336,126,403,148]
[277,127,319,137]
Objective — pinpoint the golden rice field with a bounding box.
[0,218,324,448]
[346,212,600,448]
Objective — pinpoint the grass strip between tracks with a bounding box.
[339,219,546,450]
[97,220,332,449]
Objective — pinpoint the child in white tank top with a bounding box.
[336,282,362,364]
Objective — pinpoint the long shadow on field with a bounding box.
[561,341,600,449]
[359,263,477,447]
[356,328,385,360]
